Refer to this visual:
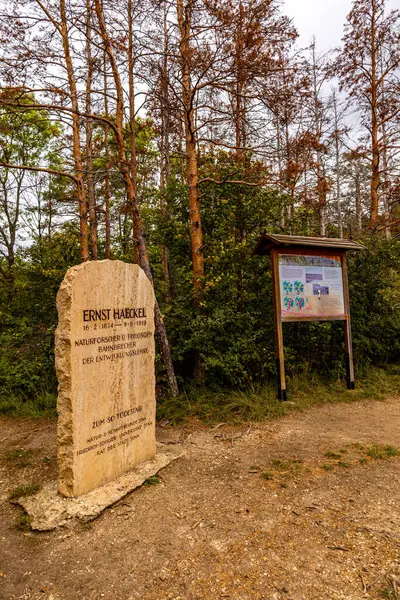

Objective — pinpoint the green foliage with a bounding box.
[0,229,80,412]
[348,236,400,366]
[148,157,286,388]
[145,153,400,390]
[0,92,60,167]
[0,140,399,415]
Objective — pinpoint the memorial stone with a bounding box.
[55,260,156,497]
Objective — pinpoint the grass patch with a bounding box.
[349,442,365,451]
[15,512,32,531]
[259,438,400,482]
[143,475,161,486]
[9,483,41,500]
[156,365,400,426]
[260,458,304,484]
[6,449,32,461]
[260,471,274,481]
[271,459,290,470]
[347,442,400,462]
[0,390,57,418]
[6,449,33,468]
[42,455,55,464]
[322,464,334,471]
[380,589,396,600]
[324,451,341,459]
[271,458,303,473]
[157,385,285,425]
[320,442,400,471]
[365,444,399,460]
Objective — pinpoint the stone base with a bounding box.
[18,445,183,531]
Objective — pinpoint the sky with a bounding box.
[284,0,350,51]
[284,0,398,52]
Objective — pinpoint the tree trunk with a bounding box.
[311,41,327,236]
[370,112,380,228]
[103,52,111,259]
[95,0,179,396]
[60,0,88,262]
[380,59,391,240]
[276,118,285,229]
[332,91,343,237]
[127,0,140,264]
[85,0,98,259]
[160,0,172,302]
[318,173,327,237]
[381,129,391,240]
[234,1,245,161]
[284,119,294,219]
[355,166,362,233]
[369,1,380,228]
[176,0,204,301]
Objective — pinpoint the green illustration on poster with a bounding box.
[279,254,345,318]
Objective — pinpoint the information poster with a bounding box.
[278,254,345,319]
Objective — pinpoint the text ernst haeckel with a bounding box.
[83,306,147,321]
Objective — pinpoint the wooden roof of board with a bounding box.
[252,233,366,256]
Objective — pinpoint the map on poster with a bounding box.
[279,254,345,319]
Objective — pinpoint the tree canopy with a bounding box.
[0,0,399,405]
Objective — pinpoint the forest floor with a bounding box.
[1,395,400,600]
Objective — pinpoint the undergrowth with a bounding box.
[0,390,57,418]
[1,365,399,424]
[156,364,400,425]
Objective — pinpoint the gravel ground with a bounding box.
[1,396,400,600]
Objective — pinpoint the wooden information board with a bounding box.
[278,253,345,320]
[253,235,366,400]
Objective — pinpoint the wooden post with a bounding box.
[270,249,287,400]
[341,253,355,389]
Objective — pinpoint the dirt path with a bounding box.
[1,397,400,600]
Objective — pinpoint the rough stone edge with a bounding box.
[55,263,80,497]
[18,445,184,531]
